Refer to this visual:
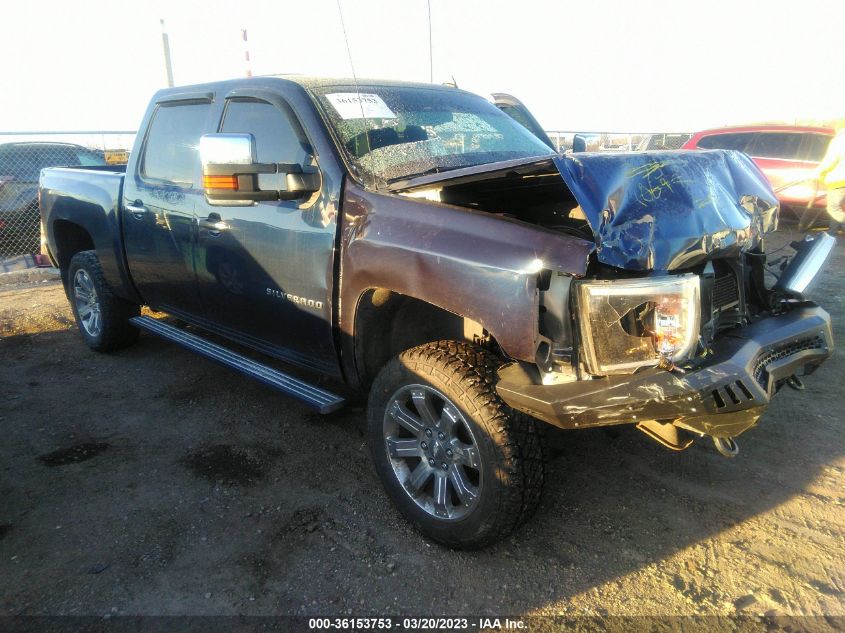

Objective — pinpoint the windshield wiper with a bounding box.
[386,166,449,184]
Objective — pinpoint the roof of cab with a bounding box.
[152,75,466,100]
[276,75,453,91]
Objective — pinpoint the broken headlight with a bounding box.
[576,274,700,375]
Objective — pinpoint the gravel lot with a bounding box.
[1,230,844,620]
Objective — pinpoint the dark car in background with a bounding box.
[0,142,107,256]
[682,126,835,222]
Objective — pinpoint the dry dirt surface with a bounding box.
[1,231,844,625]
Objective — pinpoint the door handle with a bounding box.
[199,214,229,236]
[125,201,148,220]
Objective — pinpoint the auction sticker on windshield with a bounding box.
[325,93,397,119]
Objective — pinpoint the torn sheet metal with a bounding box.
[554,150,779,271]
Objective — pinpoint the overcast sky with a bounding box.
[1,0,843,133]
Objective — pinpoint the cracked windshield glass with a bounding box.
[313,85,553,186]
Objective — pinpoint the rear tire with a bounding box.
[67,251,140,352]
[367,340,547,549]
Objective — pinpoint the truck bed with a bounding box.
[40,165,135,301]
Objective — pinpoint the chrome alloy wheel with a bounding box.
[73,269,102,337]
[383,384,482,520]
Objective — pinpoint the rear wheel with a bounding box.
[68,251,140,352]
[367,340,547,549]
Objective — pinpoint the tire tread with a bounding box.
[369,340,547,549]
[68,250,139,352]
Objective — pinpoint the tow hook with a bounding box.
[786,375,805,391]
[712,436,739,458]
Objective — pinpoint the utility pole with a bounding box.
[242,29,253,77]
[427,0,433,83]
[160,19,174,87]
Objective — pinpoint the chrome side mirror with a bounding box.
[199,133,255,167]
[199,133,319,204]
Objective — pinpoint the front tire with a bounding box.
[367,341,547,549]
[67,251,140,352]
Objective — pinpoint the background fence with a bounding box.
[0,132,134,260]
[545,131,692,153]
[0,129,691,262]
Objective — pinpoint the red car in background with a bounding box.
[682,125,834,223]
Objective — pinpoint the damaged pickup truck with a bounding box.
[40,77,835,549]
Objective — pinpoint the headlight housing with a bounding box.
[576,274,700,375]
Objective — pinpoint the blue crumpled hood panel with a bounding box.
[553,150,779,271]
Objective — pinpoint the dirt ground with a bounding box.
[1,229,844,620]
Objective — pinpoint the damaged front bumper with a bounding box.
[497,305,833,439]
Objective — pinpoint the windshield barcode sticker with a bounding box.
[325,93,397,120]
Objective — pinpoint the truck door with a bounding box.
[194,95,339,376]
[123,98,213,316]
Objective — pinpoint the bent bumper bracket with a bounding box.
[496,306,833,439]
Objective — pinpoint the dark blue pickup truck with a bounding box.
[40,76,835,548]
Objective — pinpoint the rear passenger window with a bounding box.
[750,132,831,162]
[75,148,107,167]
[803,134,833,162]
[142,102,210,185]
[221,99,312,191]
[696,133,755,153]
[749,133,799,160]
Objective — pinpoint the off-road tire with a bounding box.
[367,340,547,549]
[67,250,140,352]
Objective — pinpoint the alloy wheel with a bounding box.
[73,269,102,337]
[383,384,482,520]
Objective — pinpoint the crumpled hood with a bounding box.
[554,150,779,271]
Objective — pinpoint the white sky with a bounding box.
[1,0,843,133]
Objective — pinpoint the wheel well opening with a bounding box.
[353,288,491,388]
[53,220,94,281]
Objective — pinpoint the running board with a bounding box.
[129,316,345,414]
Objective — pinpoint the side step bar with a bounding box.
[129,316,345,414]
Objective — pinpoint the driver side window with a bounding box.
[221,98,311,191]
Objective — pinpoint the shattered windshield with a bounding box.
[312,85,553,186]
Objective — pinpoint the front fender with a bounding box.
[338,182,594,383]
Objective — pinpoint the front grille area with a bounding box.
[753,336,825,388]
[712,272,740,312]
[712,379,755,409]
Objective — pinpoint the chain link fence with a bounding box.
[0,132,134,261]
[544,131,692,153]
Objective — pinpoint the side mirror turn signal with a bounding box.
[199,133,319,205]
